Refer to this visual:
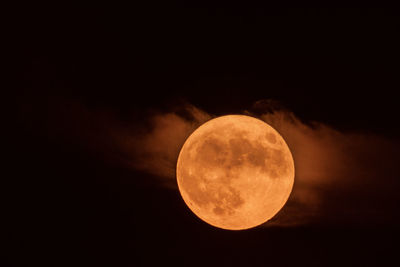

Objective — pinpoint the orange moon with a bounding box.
[176,115,295,230]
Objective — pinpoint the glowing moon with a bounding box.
[176,115,295,230]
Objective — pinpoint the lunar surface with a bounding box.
[176,115,295,230]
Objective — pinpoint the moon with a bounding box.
[176,115,295,230]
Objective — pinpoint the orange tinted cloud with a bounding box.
[255,108,398,226]
[128,103,398,227]
[126,105,211,185]
[19,96,399,226]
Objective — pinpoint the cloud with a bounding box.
[19,96,399,227]
[249,101,399,227]
[125,105,211,185]
[121,99,399,227]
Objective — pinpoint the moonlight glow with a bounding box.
[176,115,295,230]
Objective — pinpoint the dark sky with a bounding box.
[8,4,400,267]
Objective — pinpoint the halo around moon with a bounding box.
[176,115,295,230]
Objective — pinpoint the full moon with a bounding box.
[176,115,295,230]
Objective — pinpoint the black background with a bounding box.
[8,3,400,266]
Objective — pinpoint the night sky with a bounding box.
[8,4,400,266]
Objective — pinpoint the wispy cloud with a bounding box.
[19,96,399,227]
[251,101,399,226]
[125,105,211,185]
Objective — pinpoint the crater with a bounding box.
[211,185,245,216]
